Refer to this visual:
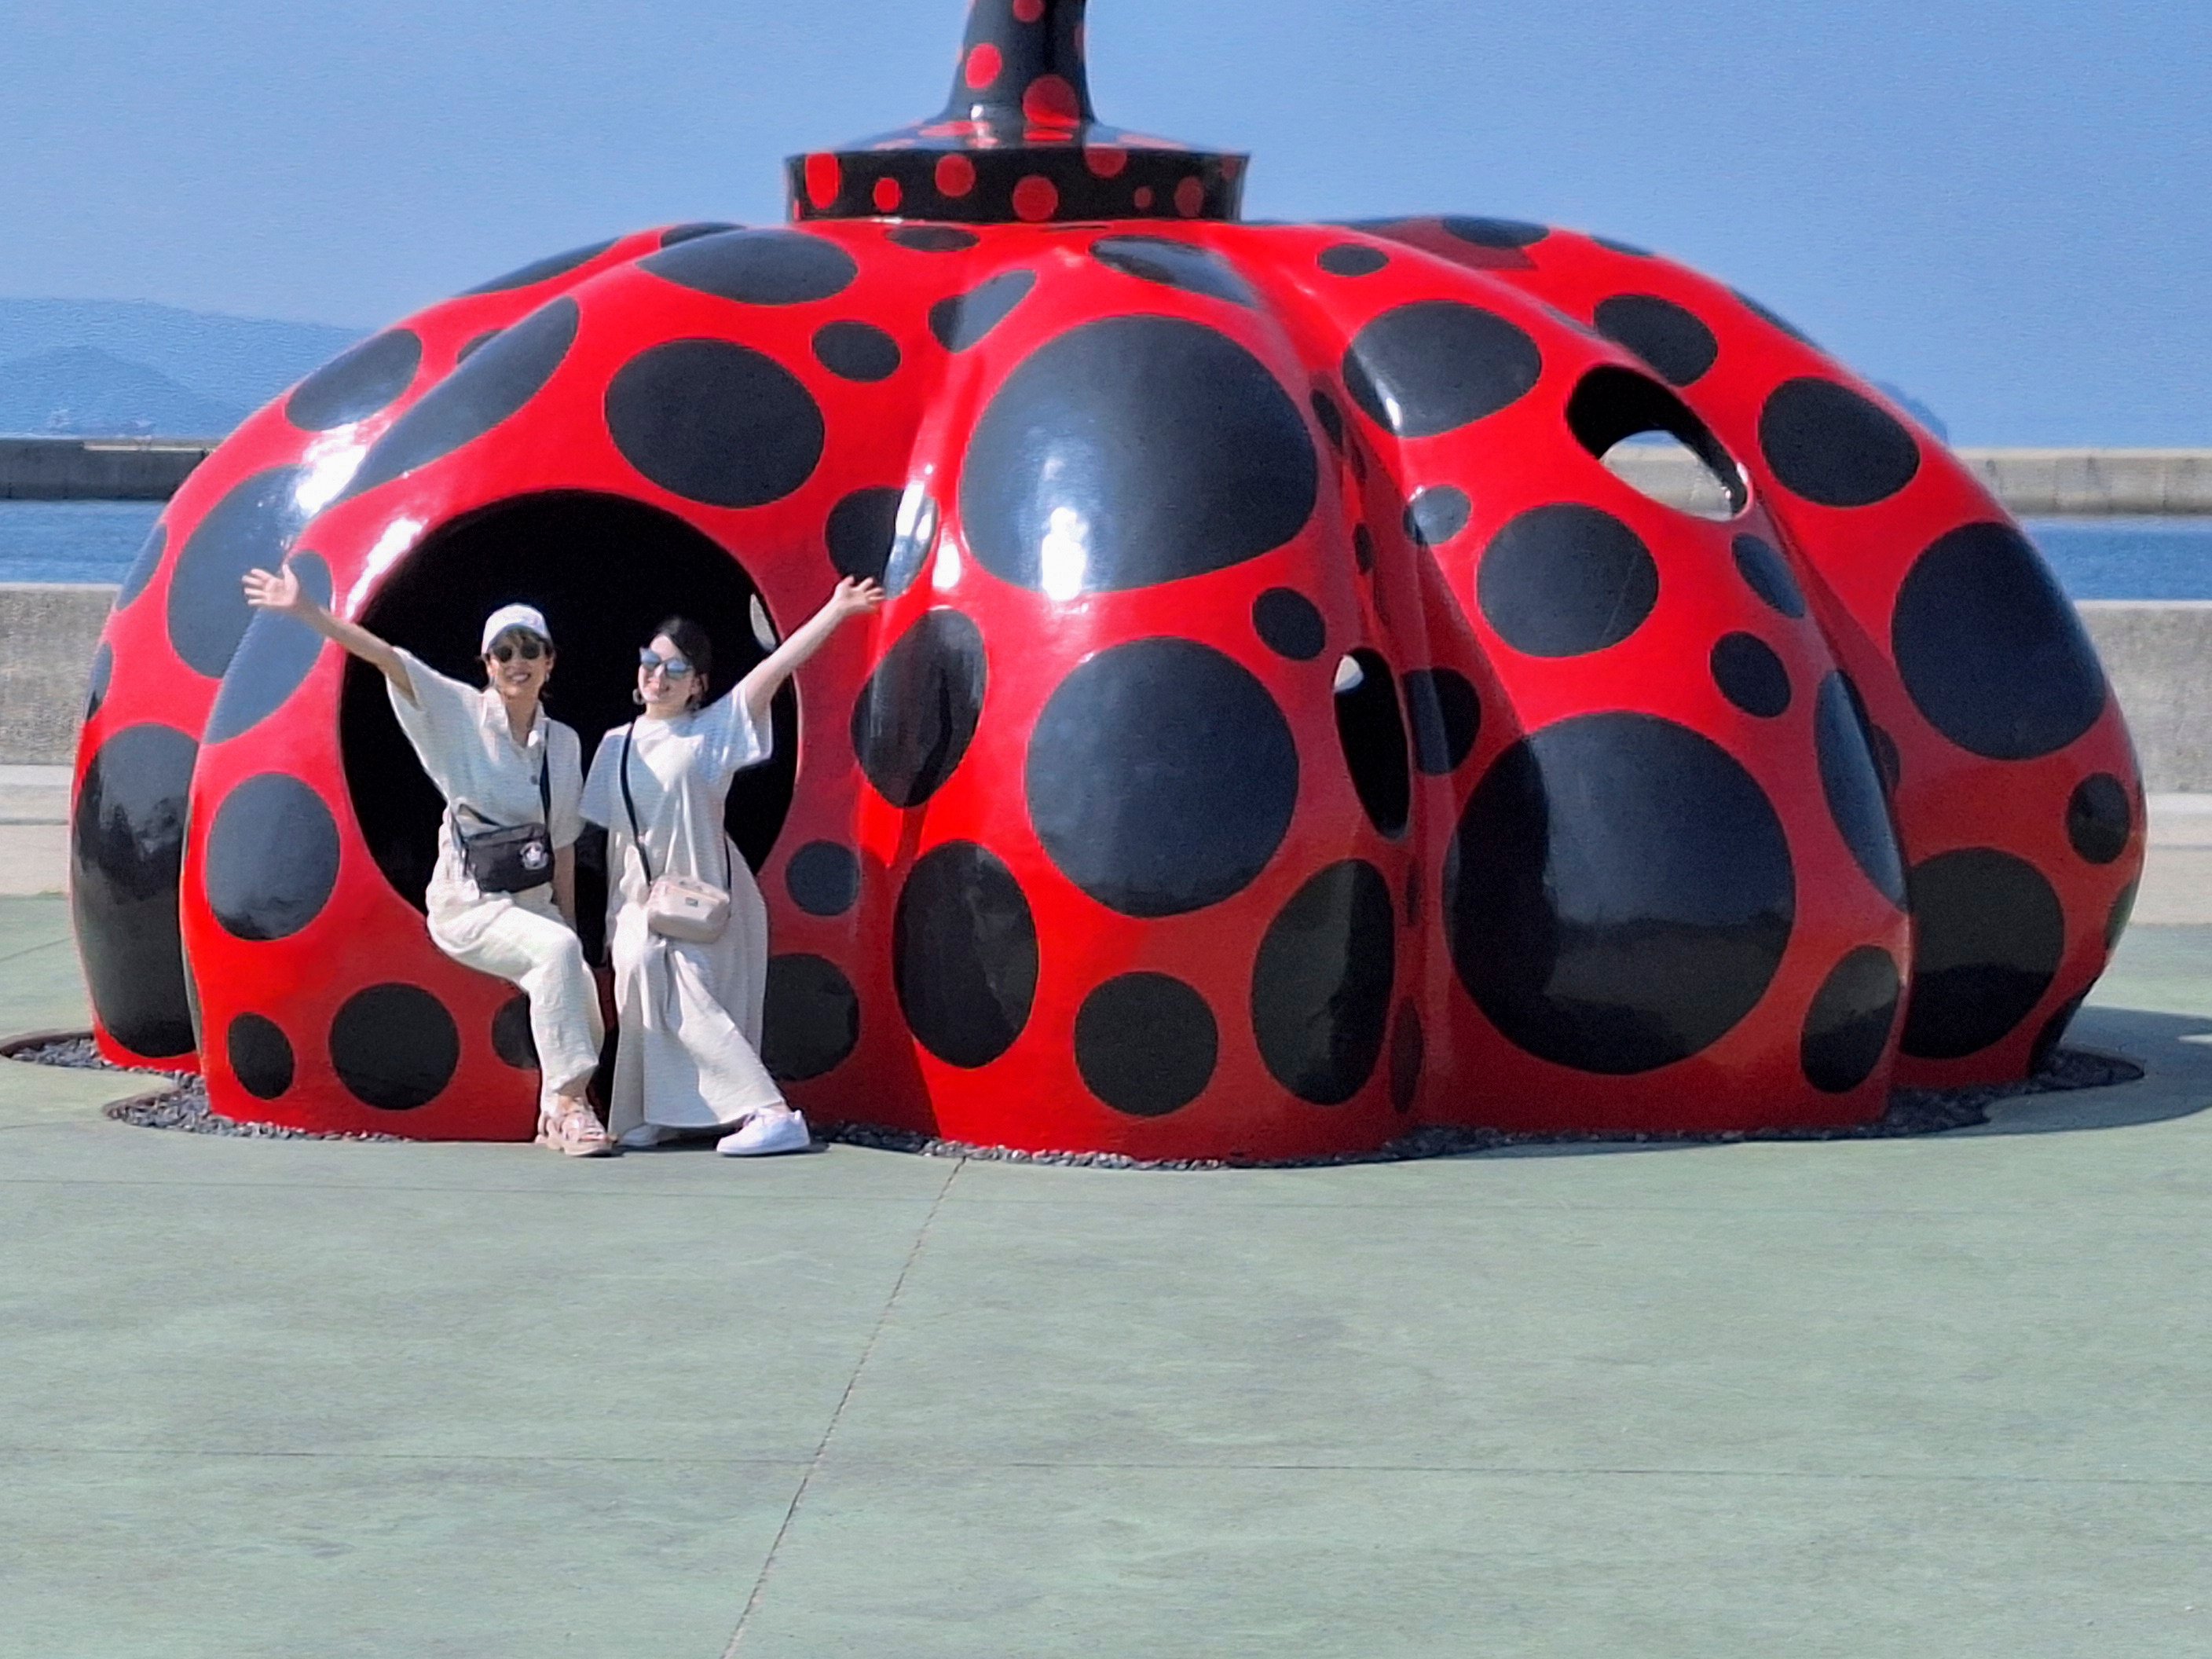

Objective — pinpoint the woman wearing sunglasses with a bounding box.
[241,566,613,1156]
[581,577,884,1155]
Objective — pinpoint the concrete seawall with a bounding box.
[5,584,2205,789]
[0,438,219,501]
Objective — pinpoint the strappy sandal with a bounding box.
[536,1098,616,1158]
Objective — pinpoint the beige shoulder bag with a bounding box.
[621,721,732,943]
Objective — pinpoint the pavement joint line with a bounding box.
[0,936,72,967]
[723,1157,965,1657]
[12,1444,2205,1489]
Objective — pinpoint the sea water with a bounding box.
[1,499,2208,599]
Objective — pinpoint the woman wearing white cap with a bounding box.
[241,566,613,1157]
[582,577,881,1155]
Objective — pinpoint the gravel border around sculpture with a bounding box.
[4,1029,2141,1166]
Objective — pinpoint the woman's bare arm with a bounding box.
[736,577,884,724]
[242,564,417,702]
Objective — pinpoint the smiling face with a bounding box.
[637,632,699,718]
[482,627,553,707]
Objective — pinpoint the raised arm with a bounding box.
[242,564,417,703]
[737,577,885,724]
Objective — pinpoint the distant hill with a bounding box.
[0,346,248,437]
[0,297,364,435]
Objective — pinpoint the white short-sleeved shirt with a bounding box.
[581,691,772,899]
[386,647,585,911]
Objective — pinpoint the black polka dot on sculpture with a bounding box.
[1342,301,1543,438]
[1388,1003,1423,1112]
[1799,947,1900,1093]
[813,320,902,383]
[1901,848,2065,1060]
[893,840,1037,1069]
[203,553,332,744]
[166,466,318,680]
[1404,667,1480,775]
[2066,773,2132,865]
[1446,713,1795,1075]
[346,298,579,500]
[1731,533,1806,620]
[928,269,1037,351]
[227,1013,295,1100]
[2106,878,2137,951]
[1710,632,1791,718]
[116,522,167,609]
[1478,504,1657,658]
[492,995,537,1070]
[786,841,862,917]
[762,954,861,1081]
[606,337,825,509]
[961,317,1317,595]
[889,225,980,252]
[1591,295,1718,387]
[1075,972,1218,1116]
[1090,236,1255,306]
[84,643,112,720]
[1029,639,1299,917]
[642,228,859,305]
[1891,521,2107,761]
[1317,243,1389,277]
[329,983,460,1110]
[1404,486,1472,548]
[2030,990,2088,1075]
[1815,673,1906,906]
[882,488,940,598]
[1309,390,1345,451]
[1352,525,1375,573]
[852,608,987,809]
[463,237,617,295]
[1440,216,1549,249]
[70,723,198,1059]
[1334,650,1412,838]
[660,221,741,247]
[285,330,423,431]
[825,488,903,580]
[1758,377,1921,508]
[1251,859,1396,1104]
[205,772,340,943]
[1252,588,1325,661]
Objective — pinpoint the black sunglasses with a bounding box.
[488,638,546,663]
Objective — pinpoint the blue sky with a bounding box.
[2,0,2205,444]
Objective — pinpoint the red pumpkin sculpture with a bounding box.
[71,0,2144,1155]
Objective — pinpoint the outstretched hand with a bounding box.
[822,576,885,625]
[242,564,309,617]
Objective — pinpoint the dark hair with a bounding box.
[652,615,713,708]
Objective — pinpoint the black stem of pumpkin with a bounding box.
[939,0,1096,127]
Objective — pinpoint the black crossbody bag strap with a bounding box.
[620,721,653,884]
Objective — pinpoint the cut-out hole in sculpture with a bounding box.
[340,492,797,930]
[1571,365,1748,521]
[1333,649,1411,838]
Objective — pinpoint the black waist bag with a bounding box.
[454,757,555,894]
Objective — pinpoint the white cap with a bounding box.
[480,603,552,654]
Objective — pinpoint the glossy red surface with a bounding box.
[72,2,2144,1153]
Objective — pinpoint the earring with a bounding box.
[632,687,646,705]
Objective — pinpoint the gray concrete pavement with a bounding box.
[2,897,2208,1657]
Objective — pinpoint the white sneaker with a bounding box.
[617,1123,676,1151]
[716,1110,811,1157]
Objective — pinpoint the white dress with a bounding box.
[385,650,602,1103]
[580,692,785,1140]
